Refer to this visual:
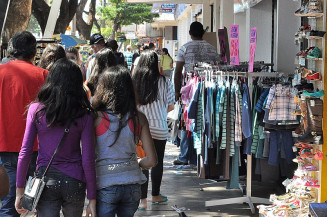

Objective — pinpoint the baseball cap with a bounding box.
[90,33,104,45]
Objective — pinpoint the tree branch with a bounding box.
[76,0,95,40]
[32,0,50,34]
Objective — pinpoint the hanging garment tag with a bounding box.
[292,146,298,152]
[310,100,315,107]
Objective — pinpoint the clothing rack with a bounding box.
[204,71,287,214]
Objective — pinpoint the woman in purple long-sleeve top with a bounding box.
[15,58,97,217]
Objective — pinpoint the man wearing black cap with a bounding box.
[86,33,106,79]
[173,21,219,166]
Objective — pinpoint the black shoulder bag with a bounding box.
[20,120,73,211]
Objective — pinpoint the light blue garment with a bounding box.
[95,112,146,189]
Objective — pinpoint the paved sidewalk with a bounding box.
[133,142,282,217]
[22,142,283,217]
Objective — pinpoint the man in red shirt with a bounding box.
[0,31,48,217]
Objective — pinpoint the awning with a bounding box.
[126,0,204,3]
[60,34,87,47]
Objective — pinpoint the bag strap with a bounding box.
[41,119,73,178]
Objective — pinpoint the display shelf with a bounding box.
[306,58,323,61]
[295,13,324,18]
[308,36,324,40]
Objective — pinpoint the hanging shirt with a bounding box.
[229,84,236,156]
[267,84,297,121]
[234,84,243,146]
[265,84,276,109]
[194,82,204,155]
[188,81,201,120]
[215,84,225,139]
[242,84,253,155]
[255,88,269,113]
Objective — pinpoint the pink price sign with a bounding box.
[230,25,239,65]
[248,27,257,72]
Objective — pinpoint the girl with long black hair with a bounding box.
[132,50,175,210]
[92,65,157,217]
[15,58,96,217]
[87,47,117,96]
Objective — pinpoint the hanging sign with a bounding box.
[248,27,257,72]
[218,27,230,63]
[230,24,240,65]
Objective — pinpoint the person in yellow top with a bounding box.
[159,48,173,79]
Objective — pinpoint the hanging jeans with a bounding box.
[268,130,295,166]
[177,130,197,165]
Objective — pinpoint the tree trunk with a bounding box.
[53,0,78,34]
[2,0,33,43]
[76,0,96,40]
[32,0,78,35]
[111,18,120,40]
[110,0,122,40]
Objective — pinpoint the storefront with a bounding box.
[127,0,326,215]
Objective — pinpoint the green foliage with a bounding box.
[27,15,41,35]
[100,27,113,38]
[99,1,159,27]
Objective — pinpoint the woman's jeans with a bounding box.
[97,184,141,217]
[36,167,86,217]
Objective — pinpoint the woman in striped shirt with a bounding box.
[132,50,175,210]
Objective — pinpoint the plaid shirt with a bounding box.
[268,84,297,121]
[221,82,236,156]
[255,88,269,113]
[251,85,260,154]
[265,84,276,109]
[221,86,229,150]
[229,85,236,156]
[215,84,225,138]
[194,82,204,155]
[234,84,243,146]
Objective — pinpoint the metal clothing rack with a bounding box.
[204,71,286,214]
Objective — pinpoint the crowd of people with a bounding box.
[0,21,218,217]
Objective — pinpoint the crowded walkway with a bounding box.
[20,142,283,217]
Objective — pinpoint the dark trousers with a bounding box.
[141,139,166,199]
[0,152,37,217]
[36,167,86,217]
[269,130,295,166]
